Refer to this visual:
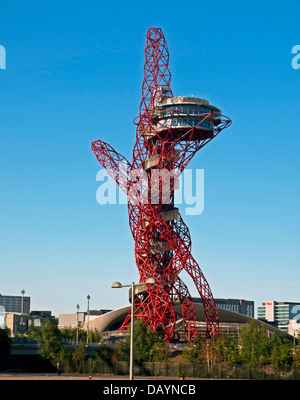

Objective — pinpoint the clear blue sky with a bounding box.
[0,1,299,317]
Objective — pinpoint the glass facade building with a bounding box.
[193,298,254,318]
[0,294,31,314]
[257,301,300,333]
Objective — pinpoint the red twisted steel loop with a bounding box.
[92,28,231,341]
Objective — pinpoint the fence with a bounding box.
[53,360,300,380]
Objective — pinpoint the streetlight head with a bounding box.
[111,281,122,288]
[145,277,156,285]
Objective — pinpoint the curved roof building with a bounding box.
[83,303,293,342]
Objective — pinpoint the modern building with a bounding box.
[0,293,55,334]
[288,319,300,339]
[80,302,292,344]
[58,312,86,329]
[0,292,31,335]
[193,298,254,318]
[257,301,300,334]
[0,306,5,329]
[30,311,52,327]
[58,309,111,329]
[0,293,30,314]
[5,313,32,335]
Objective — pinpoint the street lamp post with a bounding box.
[20,289,25,339]
[76,304,80,345]
[112,277,156,381]
[87,295,90,346]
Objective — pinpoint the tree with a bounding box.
[150,338,170,362]
[239,320,269,365]
[72,343,86,361]
[88,329,102,343]
[216,337,240,365]
[182,335,203,363]
[0,329,11,363]
[58,346,73,361]
[60,326,76,342]
[31,317,62,360]
[182,336,220,369]
[199,339,219,370]
[112,341,129,362]
[293,348,300,367]
[60,325,85,342]
[269,333,293,367]
[120,320,171,364]
[128,319,156,364]
[94,345,113,362]
[60,326,102,343]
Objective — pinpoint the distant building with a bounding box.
[89,309,112,316]
[83,303,292,343]
[58,309,112,329]
[193,298,254,318]
[0,294,30,314]
[0,306,5,329]
[288,320,300,339]
[58,312,86,328]
[257,301,300,334]
[0,293,32,335]
[30,311,52,327]
[6,313,32,335]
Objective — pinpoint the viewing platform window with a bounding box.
[169,117,212,129]
[161,105,212,116]
[150,96,222,135]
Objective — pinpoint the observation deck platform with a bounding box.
[141,96,222,141]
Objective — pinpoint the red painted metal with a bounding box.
[92,28,231,341]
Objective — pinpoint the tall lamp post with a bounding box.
[86,294,90,346]
[20,289,25,339]
[76,304,80,345]
[111,277,156,380]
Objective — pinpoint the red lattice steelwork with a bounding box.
[92,28,231,341]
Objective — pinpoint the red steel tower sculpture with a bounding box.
[92,28,231,341]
